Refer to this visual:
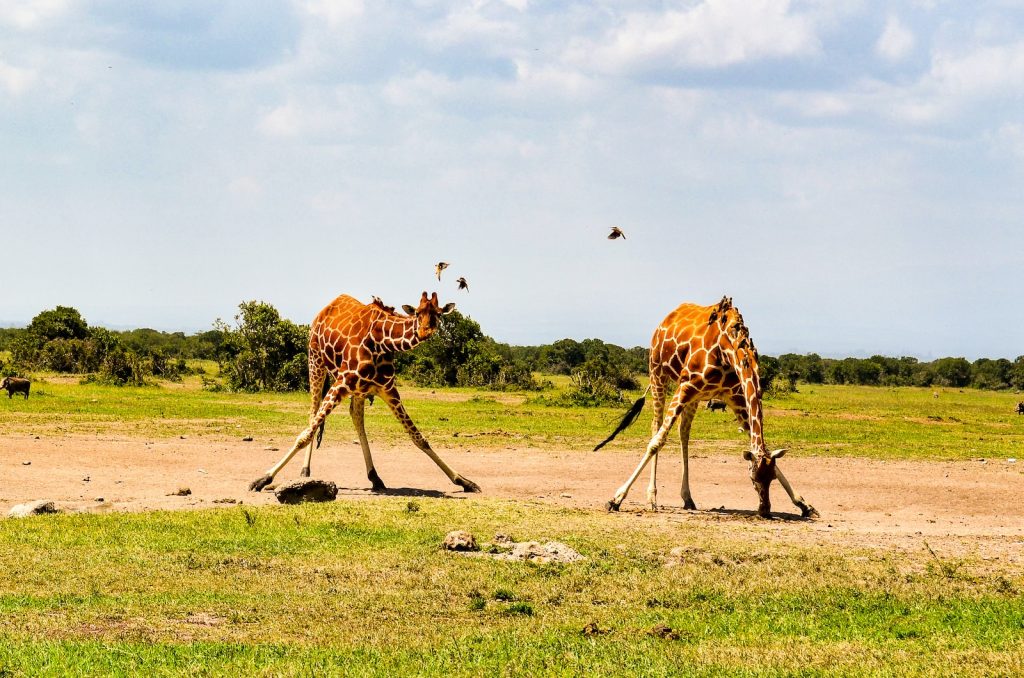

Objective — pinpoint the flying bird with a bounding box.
[456,277,469,292]
[607,226,626,240]
[435,261,450,280]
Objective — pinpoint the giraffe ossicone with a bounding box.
[248,291,480,494]
[599,296,817,518]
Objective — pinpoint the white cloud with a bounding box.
[0,0,68,29]
[567,0,820,74]
[876,15,915,61]
[0,58,35,95]
[929,41,1024,96]
[296,0,364,28]
[228,176,262,198]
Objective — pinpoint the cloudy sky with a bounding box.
[2,1,1023,359]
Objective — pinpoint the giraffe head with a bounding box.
[402,292,456,339]
[743,448,787,517]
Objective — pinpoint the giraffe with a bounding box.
[248,292,481,494]
[599,296,816,518]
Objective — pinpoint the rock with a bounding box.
[95,497,105,502]
[168,487,192,497]
[442,530,479,552]
[21,461,30,466]
[273,479,338,504]
[242,436,254,442]
[648,624,681,640]
[8,500,59,518]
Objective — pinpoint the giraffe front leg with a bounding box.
[382,388,480,493]
[249,382,349,491]
[350,395,385,491]
[775,466,819,518]
[300,360,328,478]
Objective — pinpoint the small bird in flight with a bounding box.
[435,262,450,280]
[456,277,469,292]
[607,226,626,240]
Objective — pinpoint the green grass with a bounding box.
[2,375,1023,461]
[0,499,1021,676]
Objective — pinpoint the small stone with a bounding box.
[180,435,187,439]
[8,500,59,518]
[264,446,279,451]
[1008,458,1017,464]
[274,479,338,504]
[168,487,192,497]
[94,497,105,502]
[560,493,572,498]
[242,436,254,442]
[442,530,479,552]
[21,461,30,466]
[648,624,680,640]
[82,476,90,482]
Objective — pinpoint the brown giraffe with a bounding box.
[248,292,481,494]
[599,296,816,518]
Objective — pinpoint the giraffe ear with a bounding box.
[743,450,755,461]
[441,303,456,315]
[769,448,788,459]
[401,305,416,315]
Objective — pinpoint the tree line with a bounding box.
[2,304,1023,396]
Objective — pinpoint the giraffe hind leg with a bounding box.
[250,381,350,491]
[300,355,329,478]
[351,395,385,491]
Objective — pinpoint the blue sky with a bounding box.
[2,1,1023,359]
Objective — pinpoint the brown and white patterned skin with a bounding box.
[248,292,481,494]
[608,297,816,518]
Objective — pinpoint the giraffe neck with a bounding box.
[374,315,425,353]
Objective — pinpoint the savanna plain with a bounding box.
[1,371,1022,676]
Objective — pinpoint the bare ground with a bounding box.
[2,434,1022,559]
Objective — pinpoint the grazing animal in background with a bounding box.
[706,399,727,412]
[595,296,816,518]
[456,277,469,292]
[607,226,626,240]
[0,377,30,399]
[248,292,480,494]
[1016,402,1024,415]
[434,262,449,281]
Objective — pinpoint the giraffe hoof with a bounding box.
[299,467,311,478]
[682,499,697,511]
[800,504,820,519]
[367,468,386,491]
[248,475,273,492]
[606,500,621,512]
[455,477,481,493]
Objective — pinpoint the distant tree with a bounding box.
[932,357,972,388]
[1011,356,1024,391]
[28,306,89,342]
[971,358,1011,390]
[219,301,310,392]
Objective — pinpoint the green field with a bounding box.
[2,373,1023,461]
[1,377,1023,675]
[1,499,1021,676]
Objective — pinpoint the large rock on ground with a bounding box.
[274,479,338,504]
[442,530,479,551]
[8,500,59,518]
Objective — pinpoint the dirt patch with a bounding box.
[1,434,1022,559]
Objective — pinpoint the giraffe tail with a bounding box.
[593,385,650,451]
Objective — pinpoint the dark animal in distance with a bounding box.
[1016,402,1024,415]
[1,377,30,399]
[607,226,625,240]
[706,399,727,412]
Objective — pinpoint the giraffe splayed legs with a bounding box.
[249,292,480,494]
[598,297,817,518]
